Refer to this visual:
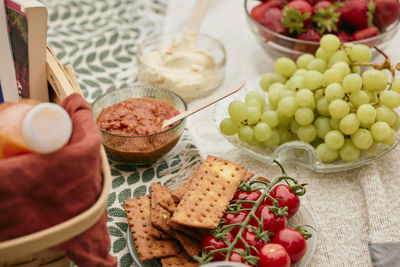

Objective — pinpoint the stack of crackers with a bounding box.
[124,155,254,266]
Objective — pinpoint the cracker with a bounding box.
[150,226,171,240]
[173,231,201,259]
[150,195,175,236]
[151,183,178,213]
[171,165,200,202]
[169,222,204,241]
[171,156,253,229]
[161,251,198,267]
[124,196,180,262]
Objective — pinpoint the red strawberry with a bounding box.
[297,27,321,41]
[336,31,352,42]
[293,27,320,54]
[251,0,282,21]
[374,0,400,30]
[312,1,341,34]
[289,0,315,5]
[352,26,379,40]
[282,0,314,34]
[341,0,376,29]
[259,8,287,35]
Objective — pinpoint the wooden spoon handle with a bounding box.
[185,0,209,36]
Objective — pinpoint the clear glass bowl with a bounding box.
[214,77,400,173]
[91,86,187,164]
[136,32,226,101]
[244,0,400,60]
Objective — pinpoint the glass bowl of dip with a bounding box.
[136,32,226,101]
[92,85,187,164]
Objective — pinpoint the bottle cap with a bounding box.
[21,103,73,154]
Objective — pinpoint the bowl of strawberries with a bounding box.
[245,0,400,59]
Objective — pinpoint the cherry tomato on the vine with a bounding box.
[254,205,288,233]
[236,227,268,253]
[201,232,234,261]
[258,243,291,267]
[222,210,249,234]
[228,248,252,266]
[272,227,307,263]
[264,184,300,218]
[233,190,263,209]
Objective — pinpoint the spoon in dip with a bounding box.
[184,0,210,41]
[161,83,244,129]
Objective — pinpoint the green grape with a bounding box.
[352,65,361,74]
[228,101,248,123]
[307,58,327,73]
[316,97,330,116]
[254,122,272,142]
[280,89,296,100]
[263,104,275,112]
[259,73,287,91]
[316,143,339,163]
[351,129,373,149]
[349,44,372,63]
[290,120,301,134]
[391,79,400,94]
[315,47,334,61]
[295,107,314,126]
[274,57,297,78]
[278,96,298,117]
[238,126,254,142]
[349,90,369,108]
[339,139,360,162]
[362,69,388,92]
[315,116,331,139]
[297,125,316,143]
[295,89,314,107]
[269,82,286,91]
[330,117,341,130]
[376,105,396,126]
[325,130,345,150]
[265,128,280,146]
[380,90,400,109]
[245,98,262,110]
[342,73,362,93]
[367,142,377,152]
[219,118,239,136]
[325,83,345,101]
[323,68,344,85]
[370,121,391,142]
[339,113,360,135]
[381,128,397,145]
[320,34,340,52]
[329,99,349,119]
[248,106,261,124]
[303,70,323,90]
[278,112,293,126]
[245,91,266,108]
[296,54,315,69]
[392,113,400,131]
[286,75,304,91]
[247,138,262,146]
[314,89,324,102]
[261,110,279,127]
[356,104,376,126]
[366,91,378,104]
[268,87,283,106]
[293,69,308,77]
[331,61,351,76]
[328,50,349,67]
[279,129,294,144]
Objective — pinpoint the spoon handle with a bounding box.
[162,83,244,129]
[185,0,209,36]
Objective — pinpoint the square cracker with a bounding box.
[150,226,171,240]
[151,183,178,213]
[171,165,200,202]
[169,222,204,241]
[124,195,180,262]
[161,251,198,267]
[171,155,253,229]
[150,194,175,236]
[173,231,201,259]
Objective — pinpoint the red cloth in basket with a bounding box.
[0,93,117,266]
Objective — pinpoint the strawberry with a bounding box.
[258,8,287,35]
[311,1,341,34]
[341,0,376,29]
[374,0,400,30]
[288,0,315,5]
[282,0,314,34]
[336,31,352,42]
[251,0,282,21]
[297,27,321,41]
[352,26,379,40]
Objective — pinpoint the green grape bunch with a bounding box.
[219,34,400,163]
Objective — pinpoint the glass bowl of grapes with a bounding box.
[214,35,400,173]
[244,0,400,60]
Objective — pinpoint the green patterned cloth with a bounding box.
[39,0,203,265]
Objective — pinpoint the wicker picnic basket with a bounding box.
[0,47,112,266]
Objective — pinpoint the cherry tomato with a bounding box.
[228,248,252,266]
[254,205,287,233]
[272,227,307,263]
[258,243,291,267]
[201,232,234,261]
[264,184,300,218]
[237,227,268,253]
[222,210,249,234]
[233,190,263,209]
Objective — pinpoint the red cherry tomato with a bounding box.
[228,248,252,266]
[222,210,249,234]
[201,232,234,261]
[237,227,268,253]
[272,227,307,263]
[233,190,263,209]
[258,243,291,267]
[264,184,300,218]
[254,205,288,233]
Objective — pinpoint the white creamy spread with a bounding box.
[139,38,220,100]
